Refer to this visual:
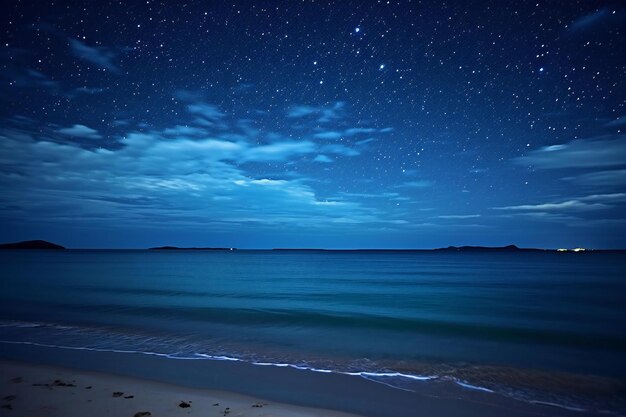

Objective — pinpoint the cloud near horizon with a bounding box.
[0,101,407,233]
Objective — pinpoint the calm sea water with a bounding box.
[1,250,625,413]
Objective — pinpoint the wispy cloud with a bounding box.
[12,69,60,91]
[287,102,346,123]
[345,128,376,136]
[513,136,626,169]
[495,200,608,212]
[287,105,318,118]
[72,86,104,95]
[436,214,481,219]
[606,116,626,127]
[0,130,385,229]
[0,100,400,231]
[313,154,333,163]
[57,124,102,139]
[241,141,316,162]
[187,103,226,120]
[320,144,360,157]
[162,125,207,137]
[568,8,611,32]
[494,194,626,214]
[314,131,342,140]
[396,180,434,188]
[69,39,120,72]
[564,169,626,187]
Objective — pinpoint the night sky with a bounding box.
[1,1,625,249]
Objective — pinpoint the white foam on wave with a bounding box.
[454,380,495,393]
[529,400,588,413]
[347,371,436,381]
[0,339,436,387]
[0,331,596,414]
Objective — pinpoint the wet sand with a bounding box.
[0,360,362,417]
[0,343,606,417]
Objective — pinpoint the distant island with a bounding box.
[272,245,616,253]
[433,244,540,252]
[273,245,540,252]
[149,246,237,251]
[0,240,65,250]
[0,240,621,252]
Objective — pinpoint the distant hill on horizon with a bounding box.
[149,246,236,251]
[1,240,622,252]
[273,245,541,252]
[0,240,65,250]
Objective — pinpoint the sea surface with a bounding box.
[0,250,625,415]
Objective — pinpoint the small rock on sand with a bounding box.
[133,412,151,417]
[179,401,191,408]
[52,379,76,387]
[112,392,124,397]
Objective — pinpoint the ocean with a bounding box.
[1,250,625,415]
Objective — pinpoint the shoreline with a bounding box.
[0,359,363,417]
[0,343,607,417]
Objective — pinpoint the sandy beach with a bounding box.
[0,360,362,417]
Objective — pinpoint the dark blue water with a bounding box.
[1,250,625,414]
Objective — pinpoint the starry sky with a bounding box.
[1,1,625,249]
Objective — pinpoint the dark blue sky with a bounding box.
[1,1,625,249]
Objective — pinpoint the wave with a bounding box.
[1,320,625,414]
[33,301,626,350]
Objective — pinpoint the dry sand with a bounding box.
[0,360,363,417]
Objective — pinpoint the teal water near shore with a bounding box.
[0,250,625,415]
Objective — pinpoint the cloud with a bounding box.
[11,69,60,91]
[436,214,481,219]
[340,192,401,199]
[494,194,626,214]
[313,155,333,163]
[314,131,342,140]
[72,86,104,95]
[396,180,434,188]
[345,128,376,136]
[162,125,207,137]
[568,8,611,32]
[187,103,226,120]
[563,169,626,187]
[241,141,316,162]
[606,116,626,127]
[0,100,407,233]
[69,39,120,72]
[320,102,346,122]
[580,193,626,203]
[287,102,346,123]
[495,200,608,212]
[173,89,206,102]
[287,105,317,118]
[355,138,375,146]
[320,144,360,157]
[0,128,393,230]
[513,136,626,169]
[57,124,102,139]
